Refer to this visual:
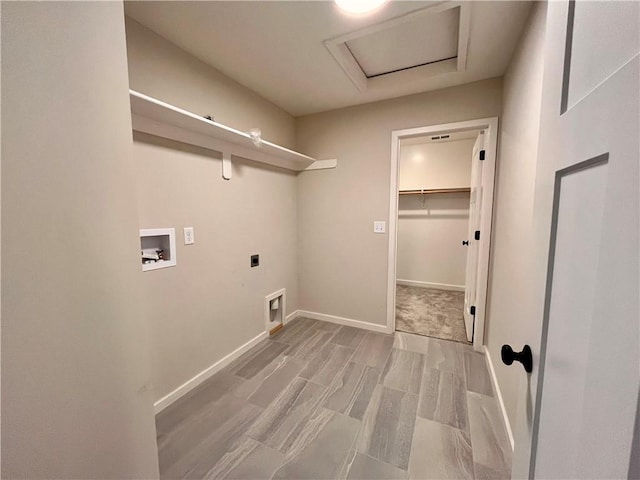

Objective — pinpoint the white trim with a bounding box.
[323,42,368,92]
[388,117,499,353]
[323,2,470,92]
[284,309,300,324]
[304,159,337,171]
[264,288,286,334]
[484,346,515,450]
[153,331,267,414]
[456,1,471,72]
[388,130,401,340]
[154,309,385,414]
[396,279,465,292]
[297,310,392,334]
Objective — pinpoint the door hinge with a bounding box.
[470,306,476,316]
[474,230,480,241]
[479,150,486,160]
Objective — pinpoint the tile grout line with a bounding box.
[160,318,507,480]
[333,410,362,479]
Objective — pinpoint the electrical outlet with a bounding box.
[374,221,386,234]
[184,227,195,245]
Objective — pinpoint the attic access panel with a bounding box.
[346,6,460,78]
[325,2,470,92]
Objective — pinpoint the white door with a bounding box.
[463,133,484,342]
[512,1,640,478]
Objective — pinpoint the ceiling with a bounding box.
[124,1,532,117]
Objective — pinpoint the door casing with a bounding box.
[387,117,499,351]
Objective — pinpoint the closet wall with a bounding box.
[125,19,300,404]
[399,139,473,190]
[397,138,473,289]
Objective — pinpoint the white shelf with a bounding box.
[399,188,471,195]
[129,90,337,175]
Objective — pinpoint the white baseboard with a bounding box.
[153,330,267,414]
[154,308,386,414]
[484,346,515,450]
[296,310,392,334]
[396,279,465,292]
[284,309,300,324]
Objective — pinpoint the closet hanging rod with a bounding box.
[398,188,471,195]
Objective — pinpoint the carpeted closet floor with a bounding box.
[395,285,470,344]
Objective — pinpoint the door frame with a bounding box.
[387,117,499,351]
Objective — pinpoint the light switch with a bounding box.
[183,227,195,245]
[374,221,386,234]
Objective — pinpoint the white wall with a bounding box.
[296,78,502,327]
[1,2,159,477]
[397,138,473,288]
[399,139,474,191]
[125,19,300,404]
[396,193,469,288]
[483,1,547,448]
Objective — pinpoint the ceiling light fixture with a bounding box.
[334,0,388,15]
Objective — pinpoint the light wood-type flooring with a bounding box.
[156,317,512,479]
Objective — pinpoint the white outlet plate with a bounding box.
[374,221,386,234]
[183,227,195,245]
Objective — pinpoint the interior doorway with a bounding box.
[395,129,482,343]
[387,118,498,351]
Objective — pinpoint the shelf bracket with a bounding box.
[304,159,337,171]
[222,151,232,180]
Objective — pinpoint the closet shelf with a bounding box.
[399,188,471,195]
[129,90,337,177]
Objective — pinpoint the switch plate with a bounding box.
[251,254,259,267]
[374,221,386,234]
[183,227,195,245]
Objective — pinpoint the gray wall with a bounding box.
[1,2,159,477]
[134,135,299,402]
[484,1,547,440]
[295,79,502,326]
[125,18,299,403]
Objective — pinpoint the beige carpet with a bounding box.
[395,284,470,344]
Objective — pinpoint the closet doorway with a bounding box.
[387,118,498,351]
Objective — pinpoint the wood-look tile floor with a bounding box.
[156,318,512,479]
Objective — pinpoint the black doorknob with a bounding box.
[501,344,533,373]
[462,240,469,246]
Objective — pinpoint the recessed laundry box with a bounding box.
[265,288,286,336]
[140,228,177,271]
